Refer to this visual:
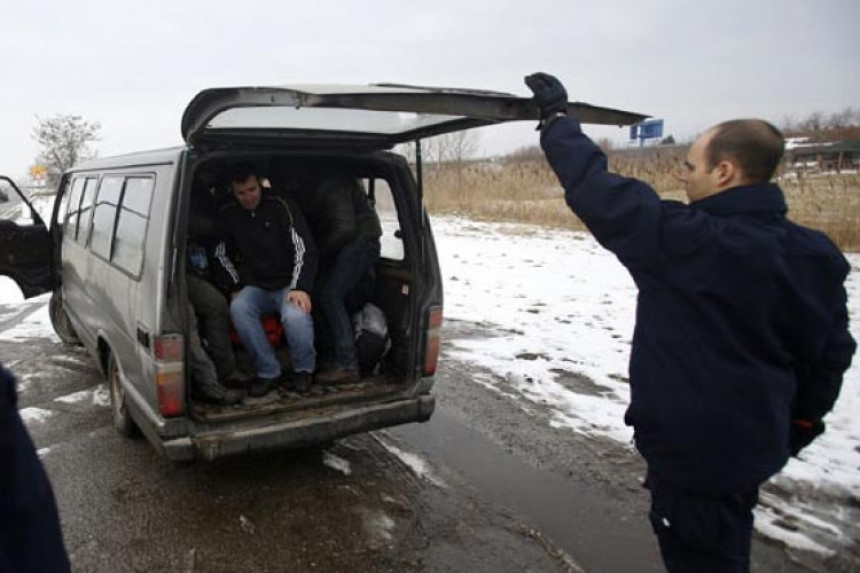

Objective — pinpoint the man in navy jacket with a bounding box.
[526,73,855,572]
[1,362,70,572]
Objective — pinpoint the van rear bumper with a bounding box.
[162,394,435,462]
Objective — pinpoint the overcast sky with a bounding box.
[1,0,857,179]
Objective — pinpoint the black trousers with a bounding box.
[187,273,235,379]
[647,473,759,573]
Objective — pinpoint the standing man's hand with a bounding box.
[286,290,312,314]
[525,72,568,118]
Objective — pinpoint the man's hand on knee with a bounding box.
[286,290,312,314]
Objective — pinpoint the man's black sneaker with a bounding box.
[293,372,313,394]
[222,370,251,389]
[247,376,277,398]
[197,381,243,406]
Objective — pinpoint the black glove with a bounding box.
[789,418,825,457]
[524,72,568,118]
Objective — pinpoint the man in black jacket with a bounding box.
[526,73,855,573]
[1,362,70,572]
[302,176,382,384]
[221,163,319,396]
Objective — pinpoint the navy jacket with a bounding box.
[220,194,318,293]
[1,364,70,572]
[541,117,856,495]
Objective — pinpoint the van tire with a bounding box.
[108,354,140,438]
[49,289,81,346]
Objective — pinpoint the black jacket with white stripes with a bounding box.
[219,194,318,293]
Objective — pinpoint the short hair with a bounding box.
[227,161,259,185]
[705,119,785,184]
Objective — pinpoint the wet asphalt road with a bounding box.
[3,300,816,573]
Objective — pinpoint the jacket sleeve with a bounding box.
[210,240,243,293]
[281,198,318,293]
[793,278,856,422]
[540,117,671,272]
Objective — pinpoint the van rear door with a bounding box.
[181,83,647,150]
[0,176,53,298]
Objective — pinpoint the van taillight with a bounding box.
[423,306,443,377]
[154,334,185,417]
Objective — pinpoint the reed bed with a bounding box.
[423,149,860,253]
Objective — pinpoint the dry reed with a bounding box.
[423,150,860,253]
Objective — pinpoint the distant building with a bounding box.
[785,139,860,173]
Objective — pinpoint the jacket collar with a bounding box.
[692,183,787,217]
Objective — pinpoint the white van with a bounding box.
[0,84,644,461]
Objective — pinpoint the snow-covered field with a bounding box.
[1,213,857,560]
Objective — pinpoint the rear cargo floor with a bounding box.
[190,373,403,422]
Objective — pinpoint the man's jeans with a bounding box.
[230,285,315,379]
[318,240,380,370]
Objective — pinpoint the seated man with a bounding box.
[302,176,382,384]
[220,162,318,396]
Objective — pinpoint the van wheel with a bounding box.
[49,289,81,346]
[108,354,140,438]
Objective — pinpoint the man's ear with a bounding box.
[714,160,739,188]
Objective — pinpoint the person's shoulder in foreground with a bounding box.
[1,362,71,572]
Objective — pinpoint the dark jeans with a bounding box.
[648,473,758,573]
[317,240,380,370]
[187,273,235,379]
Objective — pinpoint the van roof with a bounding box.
[70,147,185,173]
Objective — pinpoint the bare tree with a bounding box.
[32,113,101,188]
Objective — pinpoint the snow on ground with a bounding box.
[377,437,446,488]
[322,451,353,476]
[0,292,58,342]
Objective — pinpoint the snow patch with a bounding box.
[19,407,53,424]
[93,384,110,407]
[379,440,446,487]
[358,507,395,547]
[0,297,58,342]
[323,451,353,476]
[55,389,93,404]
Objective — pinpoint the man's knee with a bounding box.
[281,303,312,328]
[230,290,260,322]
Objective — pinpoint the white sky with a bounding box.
[1,0,858,178]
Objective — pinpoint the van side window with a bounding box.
[64,177,86,239]
[112,176,154,275]
[76,178,99,245]
[366,178,403,261]
[90,176,124,260]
